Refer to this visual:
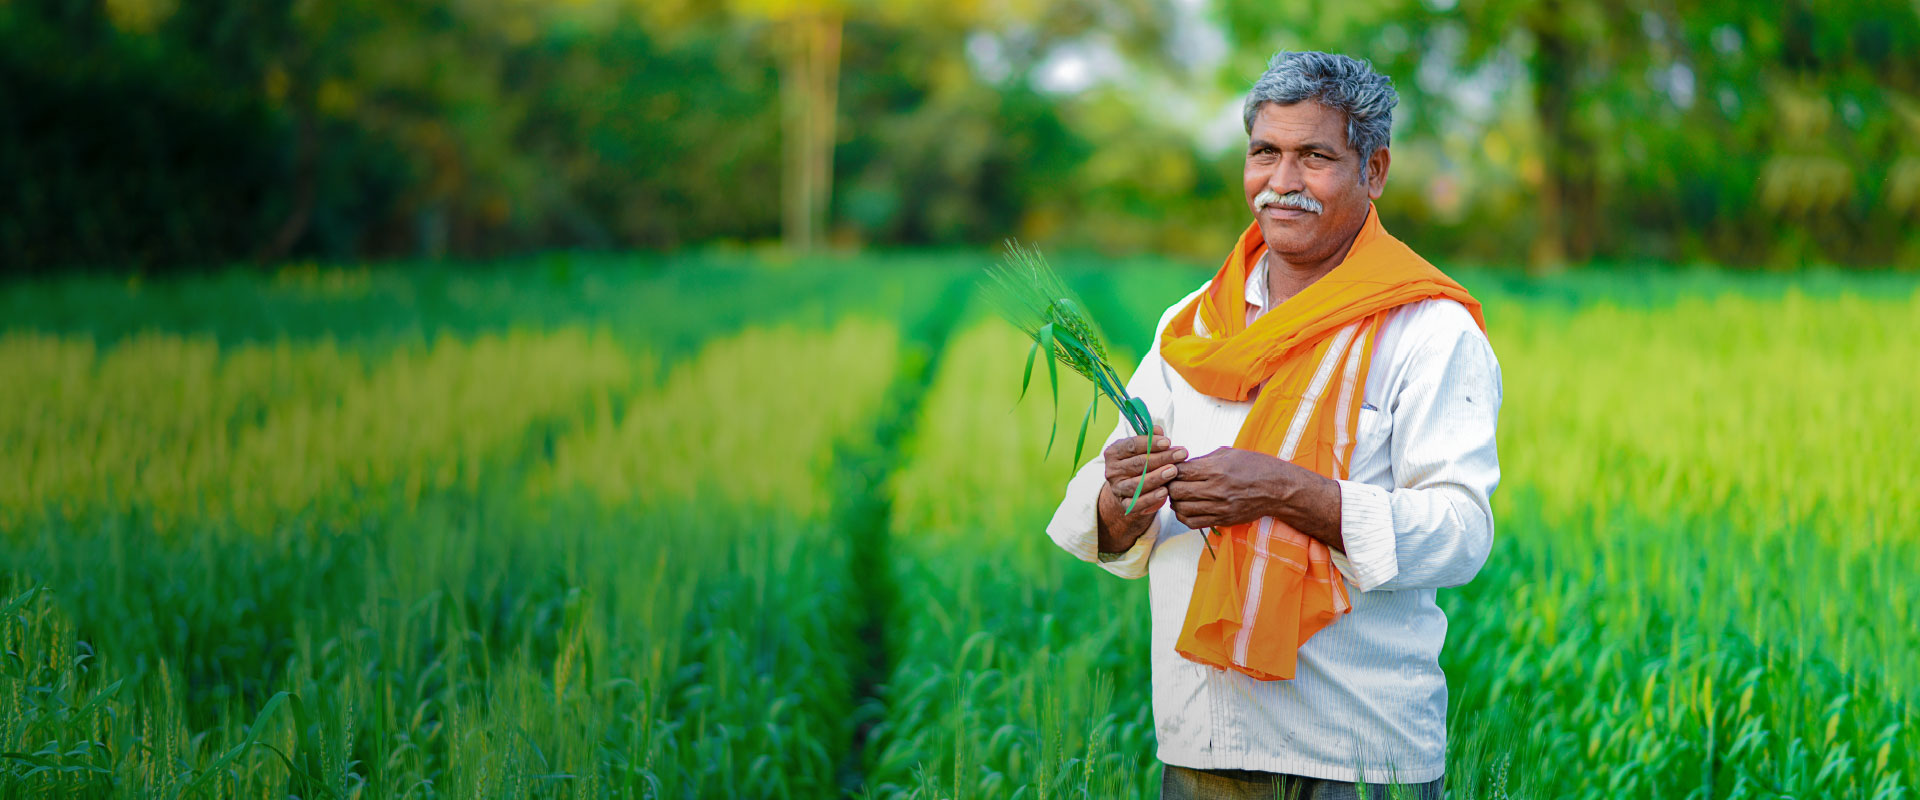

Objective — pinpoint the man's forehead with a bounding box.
[1249,102,1349,148]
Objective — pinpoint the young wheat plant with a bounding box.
[984,241,1159,514]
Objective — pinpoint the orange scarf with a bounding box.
[1160,205,1483,681]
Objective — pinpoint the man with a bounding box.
[1046,51,1501,799]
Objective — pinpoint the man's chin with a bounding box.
[1257,223,1321,259]
[1257,215,1315,239]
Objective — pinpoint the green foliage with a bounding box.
[1215,0,1920,267]
[0,586,119,795]
[0,1,305,270]
[11,0,1919,271]
[874,319,1154,799]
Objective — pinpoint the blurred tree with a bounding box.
[3,0,1915,271]
[728,0,845,254]
[651,0,1181,253]
[1208,0,1920,269]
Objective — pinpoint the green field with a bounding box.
[1,255,1916,799]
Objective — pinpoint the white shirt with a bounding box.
[1046,255,1502,784]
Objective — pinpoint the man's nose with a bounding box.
[1267,154,1306,194]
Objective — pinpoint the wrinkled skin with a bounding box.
[1243,100,1389,304]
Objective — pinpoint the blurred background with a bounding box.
[5,0,1920,274]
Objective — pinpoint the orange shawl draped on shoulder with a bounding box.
[1160,205,1483,681]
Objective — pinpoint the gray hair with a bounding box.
[1242,51,1398,177]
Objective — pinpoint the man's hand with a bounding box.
[1095,425,1187,555]
[1168,447,1345,551]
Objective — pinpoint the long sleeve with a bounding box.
[1331,307,1503,592]
[1047,455,1158,578]
[1045,290,1198,579]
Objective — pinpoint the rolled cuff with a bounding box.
[1092,514,1159,578]
[1331,479,1399,592]
[1047,459,1157,579]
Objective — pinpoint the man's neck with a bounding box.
[1264,223,1364,307]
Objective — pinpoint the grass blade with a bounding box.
[1121,397,1153,513]
[1020,336,1039,402]
[1125,457,1148,514]
[1073,394,1097,477]
[171,691,292,800]
[249,743,345,799]
[1040,323,1059,458]
[1123,396,1152,437]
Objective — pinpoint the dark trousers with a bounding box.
[1161,764,1444,800]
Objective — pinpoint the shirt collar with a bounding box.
[1243,202,1383,318]
[1245,251,1270,315]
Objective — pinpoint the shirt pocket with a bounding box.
[1348,403,1392,481]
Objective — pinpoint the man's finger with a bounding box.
[1107,446,1187,483]
[1171,497,1232,529]
[1169,478,1226,501]
[1171,500,1219,529]
[1104,483,1168,517]
[1105,434,1162,461]
[1170,457,1211,481]
[1131,429,1172,455]
[1112,463,1181,500]
[1111,446,1187,476]
[1131,487,1169,514]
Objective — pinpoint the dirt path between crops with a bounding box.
[830,273,970,793]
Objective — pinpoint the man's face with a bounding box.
[1242,101,1389,268]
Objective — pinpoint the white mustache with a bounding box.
[1255,189,1322,214]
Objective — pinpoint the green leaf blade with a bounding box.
[1072,394,1097,478]
[1123,396,1152,437]
[1040,323,1060,458]
[1125,459,1148,515]
[1020,337,1039,402]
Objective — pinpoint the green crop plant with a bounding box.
[0,329,635,529]
[0,332,359,527]
[540,319,900,520]
[985,244,1153,490]
[1445,287,1920,797]
[867,318,1157,799]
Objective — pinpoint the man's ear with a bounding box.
[1366,147,1391,199]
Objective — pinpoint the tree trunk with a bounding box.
[257,102,318,264]
[257,43,320,264]
[780,13,841,253]
[1528,20,1573,274]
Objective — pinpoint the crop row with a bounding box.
[0,318,905,798]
